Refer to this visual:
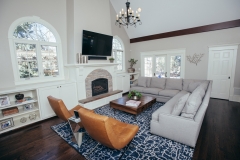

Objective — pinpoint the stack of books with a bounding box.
[126,100,141,108]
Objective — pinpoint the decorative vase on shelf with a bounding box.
[109,58,115,63]
[128,68,135,73]
[128,59,138,73]
[15,94,24,100]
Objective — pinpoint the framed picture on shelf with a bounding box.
[0,118,14,131]
[23,103,34,111]
[0,96,11,107]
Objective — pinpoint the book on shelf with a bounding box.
[126,100,141,108]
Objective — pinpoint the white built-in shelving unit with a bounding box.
[0,81,78,134]
[0,89,41,134]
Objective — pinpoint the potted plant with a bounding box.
[128,59,138,73]
[109,57,115,63]
[128,90,142,100]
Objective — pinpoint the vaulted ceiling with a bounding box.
[110,0,240,39]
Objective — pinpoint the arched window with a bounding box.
[112,37,124,71]
[9,17,63,85]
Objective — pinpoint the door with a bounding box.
[155,55,167,78]
[142,53,184,78]
[208,50,233,99]
[38,86,59,119]
[122,74,130,93]
[59,83,78,110]
[116,74,130,93]
[116,75,123,91]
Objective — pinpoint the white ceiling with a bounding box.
[110,0,240,39]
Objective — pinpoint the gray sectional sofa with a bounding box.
[130,77,212,147]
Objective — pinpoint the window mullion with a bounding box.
[36,42,44,78]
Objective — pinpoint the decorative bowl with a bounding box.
[131,96,140,101]
[15,94,24,100]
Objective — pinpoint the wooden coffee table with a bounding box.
[110,96,156,118]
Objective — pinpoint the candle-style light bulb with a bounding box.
[116,15,118,20]
[138,8,141,12]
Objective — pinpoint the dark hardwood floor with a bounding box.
[0,98,239,160]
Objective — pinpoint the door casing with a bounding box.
[208,45,238,100]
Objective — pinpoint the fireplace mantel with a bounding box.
[65,63,119,68]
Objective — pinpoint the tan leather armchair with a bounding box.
[78,107,139,150]
[47,96,83,127]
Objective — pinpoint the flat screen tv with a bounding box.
[82,30,113,56]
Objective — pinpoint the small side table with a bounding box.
[68,116,84,147]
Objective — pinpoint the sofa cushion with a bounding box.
[165,78,183,90]
[181,85,205,119]
[188,82,202,92]
[158,90,180,97]
[151,90,189,121]
[130,86,145,92]
[142,88,162,95]
[150,78,166,89]
[183,79,207,92]
[137,77,147,87]
[171,93,190,116]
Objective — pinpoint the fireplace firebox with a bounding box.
[91,78,108,96]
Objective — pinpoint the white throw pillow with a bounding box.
[181,85,205,119]
[171,93,190,116]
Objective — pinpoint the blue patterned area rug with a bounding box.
[51,102,194,160]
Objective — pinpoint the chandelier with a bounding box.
[115,0,142,28]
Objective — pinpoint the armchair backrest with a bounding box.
[78,107,116,149]
[47,96,72,121]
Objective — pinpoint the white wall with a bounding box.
[67,0,112,64]
[130,27,240,88]
[0,0,67,89]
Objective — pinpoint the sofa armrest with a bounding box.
[151,113,201,147]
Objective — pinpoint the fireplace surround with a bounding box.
[85,68,113,98]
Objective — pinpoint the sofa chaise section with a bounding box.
[150,81,212,147]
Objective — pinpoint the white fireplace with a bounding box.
[65,63,120,103]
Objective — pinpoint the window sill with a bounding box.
[15,76,65,86]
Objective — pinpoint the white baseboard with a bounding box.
[229,95,240,102]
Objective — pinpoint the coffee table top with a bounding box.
[110,96,156,110]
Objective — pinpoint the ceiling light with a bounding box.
[115,0,142,28]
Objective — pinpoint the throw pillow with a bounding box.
[181,85,205,119]
[171,93,190,116]
[137,77,147,87]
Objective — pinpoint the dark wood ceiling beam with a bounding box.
[130,19,240,43]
